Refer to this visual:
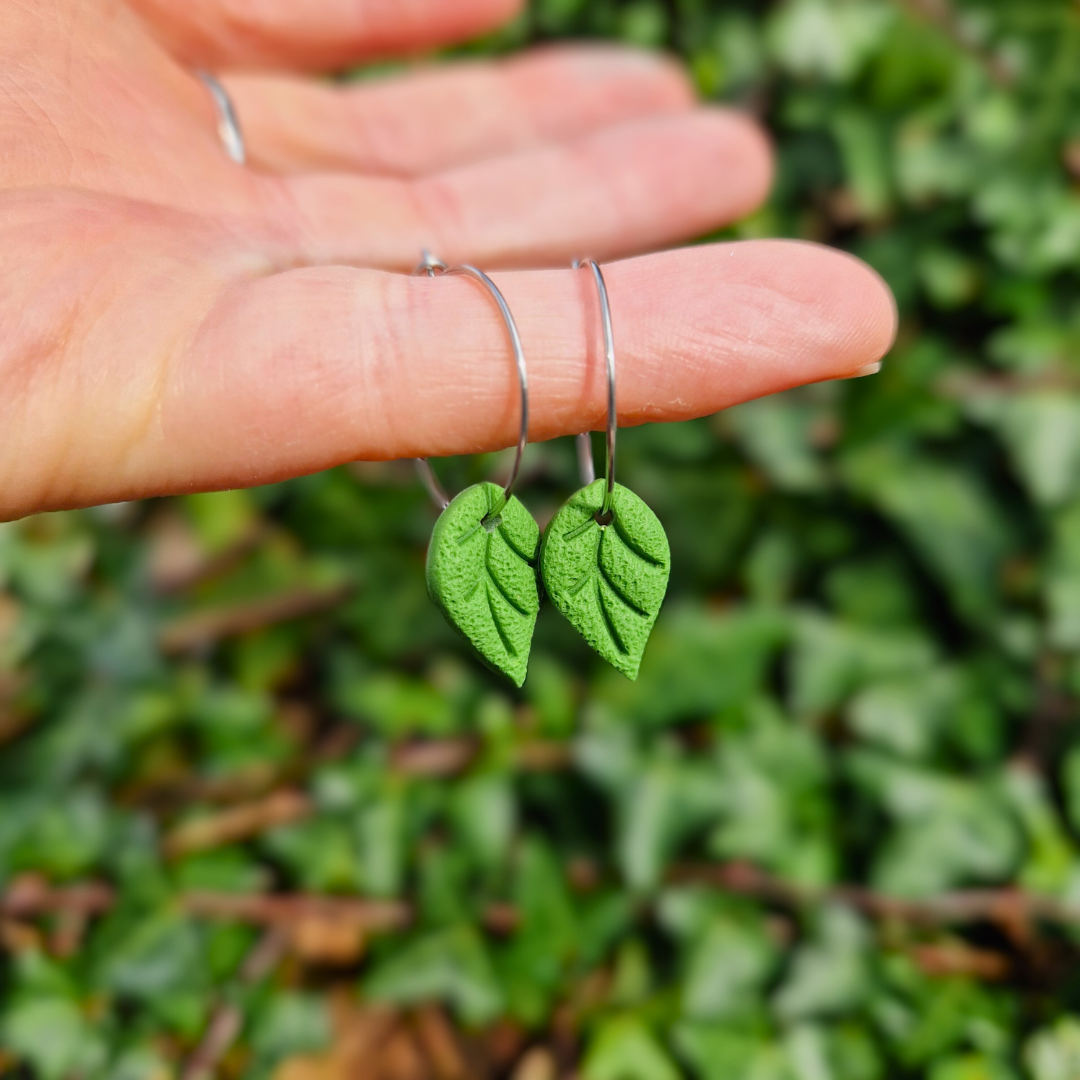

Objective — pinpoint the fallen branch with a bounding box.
[158,582,351,654]
[1067,140,1080,181]
[0,875,115,918]
[181,891,412,934]
[0,708,36,746]
[181,928,287,1080]
[515,741,574,772]
[164,790,313,857]
[937,369,1080,399]
[121,719,360,812]
[391,738,480,777]
[413,1005,475,1080]
[149,514,269,596]
[0,661,31,746]
[390,737,572,778]
[13,860,1080,973]
[669,861,1080,934]
[908,940,1010,981]
[139,736,570,836]
[12,865,1080,935]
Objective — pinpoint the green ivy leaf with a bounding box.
[541,480,670,680]
[425,482,540,687]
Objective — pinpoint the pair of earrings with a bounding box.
[415,255,670,686]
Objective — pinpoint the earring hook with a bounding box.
[412,252,452,508]
[197,72,246,165]
[411,254,530,516]
[574,259,617,519]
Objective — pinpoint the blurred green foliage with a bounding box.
[5,0,1080,1076]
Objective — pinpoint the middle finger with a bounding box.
[251,108,774,269]
[221,45,696,176]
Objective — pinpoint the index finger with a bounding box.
[167,242,897,490]
[0,193,895,517]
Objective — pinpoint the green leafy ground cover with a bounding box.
[4,0,1080,1076]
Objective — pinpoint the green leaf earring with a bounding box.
[414,255,540,687]
[540,259,670,680]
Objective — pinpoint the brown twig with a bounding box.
[157,739,571,855]
[0,919,44,953]
[11,864,1080,936]
[937,369,1080,399]
[148,511,269,596]
[158,582,351,654]
[164,790,313,857]
[121,715,360,813]
[181,891,413,934]
[181,928,288,1080]
[122,761,285,813]
[392,738,481,777]
[413,1005,474,1080]
[143,733,568,814]
[0,874,115,918]
[512,1048,559,1080]
[482,903,521,936]
[389,737,572,778]
[668,861,1080,934]
[909,940,1010,981]
[515,741,574,772]
[180,1004,243,1080]
[1065,140,1080,181]
[0,706,35,747]
[12,859,1080,986]
[0,596,32,746]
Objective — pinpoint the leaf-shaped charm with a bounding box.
[540,479,670,679]
[426,482,541,687]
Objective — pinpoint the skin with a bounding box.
[0,0,898,521]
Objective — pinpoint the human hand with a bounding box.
[0,0,896,520]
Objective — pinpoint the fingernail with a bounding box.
[848,361,882,378]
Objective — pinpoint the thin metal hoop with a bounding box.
[411,254,530,515]
[574,259,617,517]
[197,72,246,165]
[413,252,452,509]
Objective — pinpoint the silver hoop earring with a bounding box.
[540,259,670,680]
[412,254,541,687]
[197,72,246,165]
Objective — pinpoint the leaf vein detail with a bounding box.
[596,580,629,655]
[497,521,535,565]
[597,532,653,618]
[611,513,666,567]
[485,532,531,616]
[486,583,517,658]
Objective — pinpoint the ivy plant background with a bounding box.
[4,0,1080,1077]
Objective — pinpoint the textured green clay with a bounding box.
[426,482,541,686]
[541,479,670,679]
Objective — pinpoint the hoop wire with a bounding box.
[411,253,530,517]
[413,252,452,509]
[197,72,246,165]
[574,259,617,518]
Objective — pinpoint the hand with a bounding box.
[0,0,896,520]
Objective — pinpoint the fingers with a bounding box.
[255,109,773,268]
[223,46,695,176]
[0,187,893,517]
[127,0,524,72]
[176,245,895,489]
[1,187,894,518]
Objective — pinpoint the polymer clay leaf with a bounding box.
[426,482,541,687]
[541,479,670,679]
